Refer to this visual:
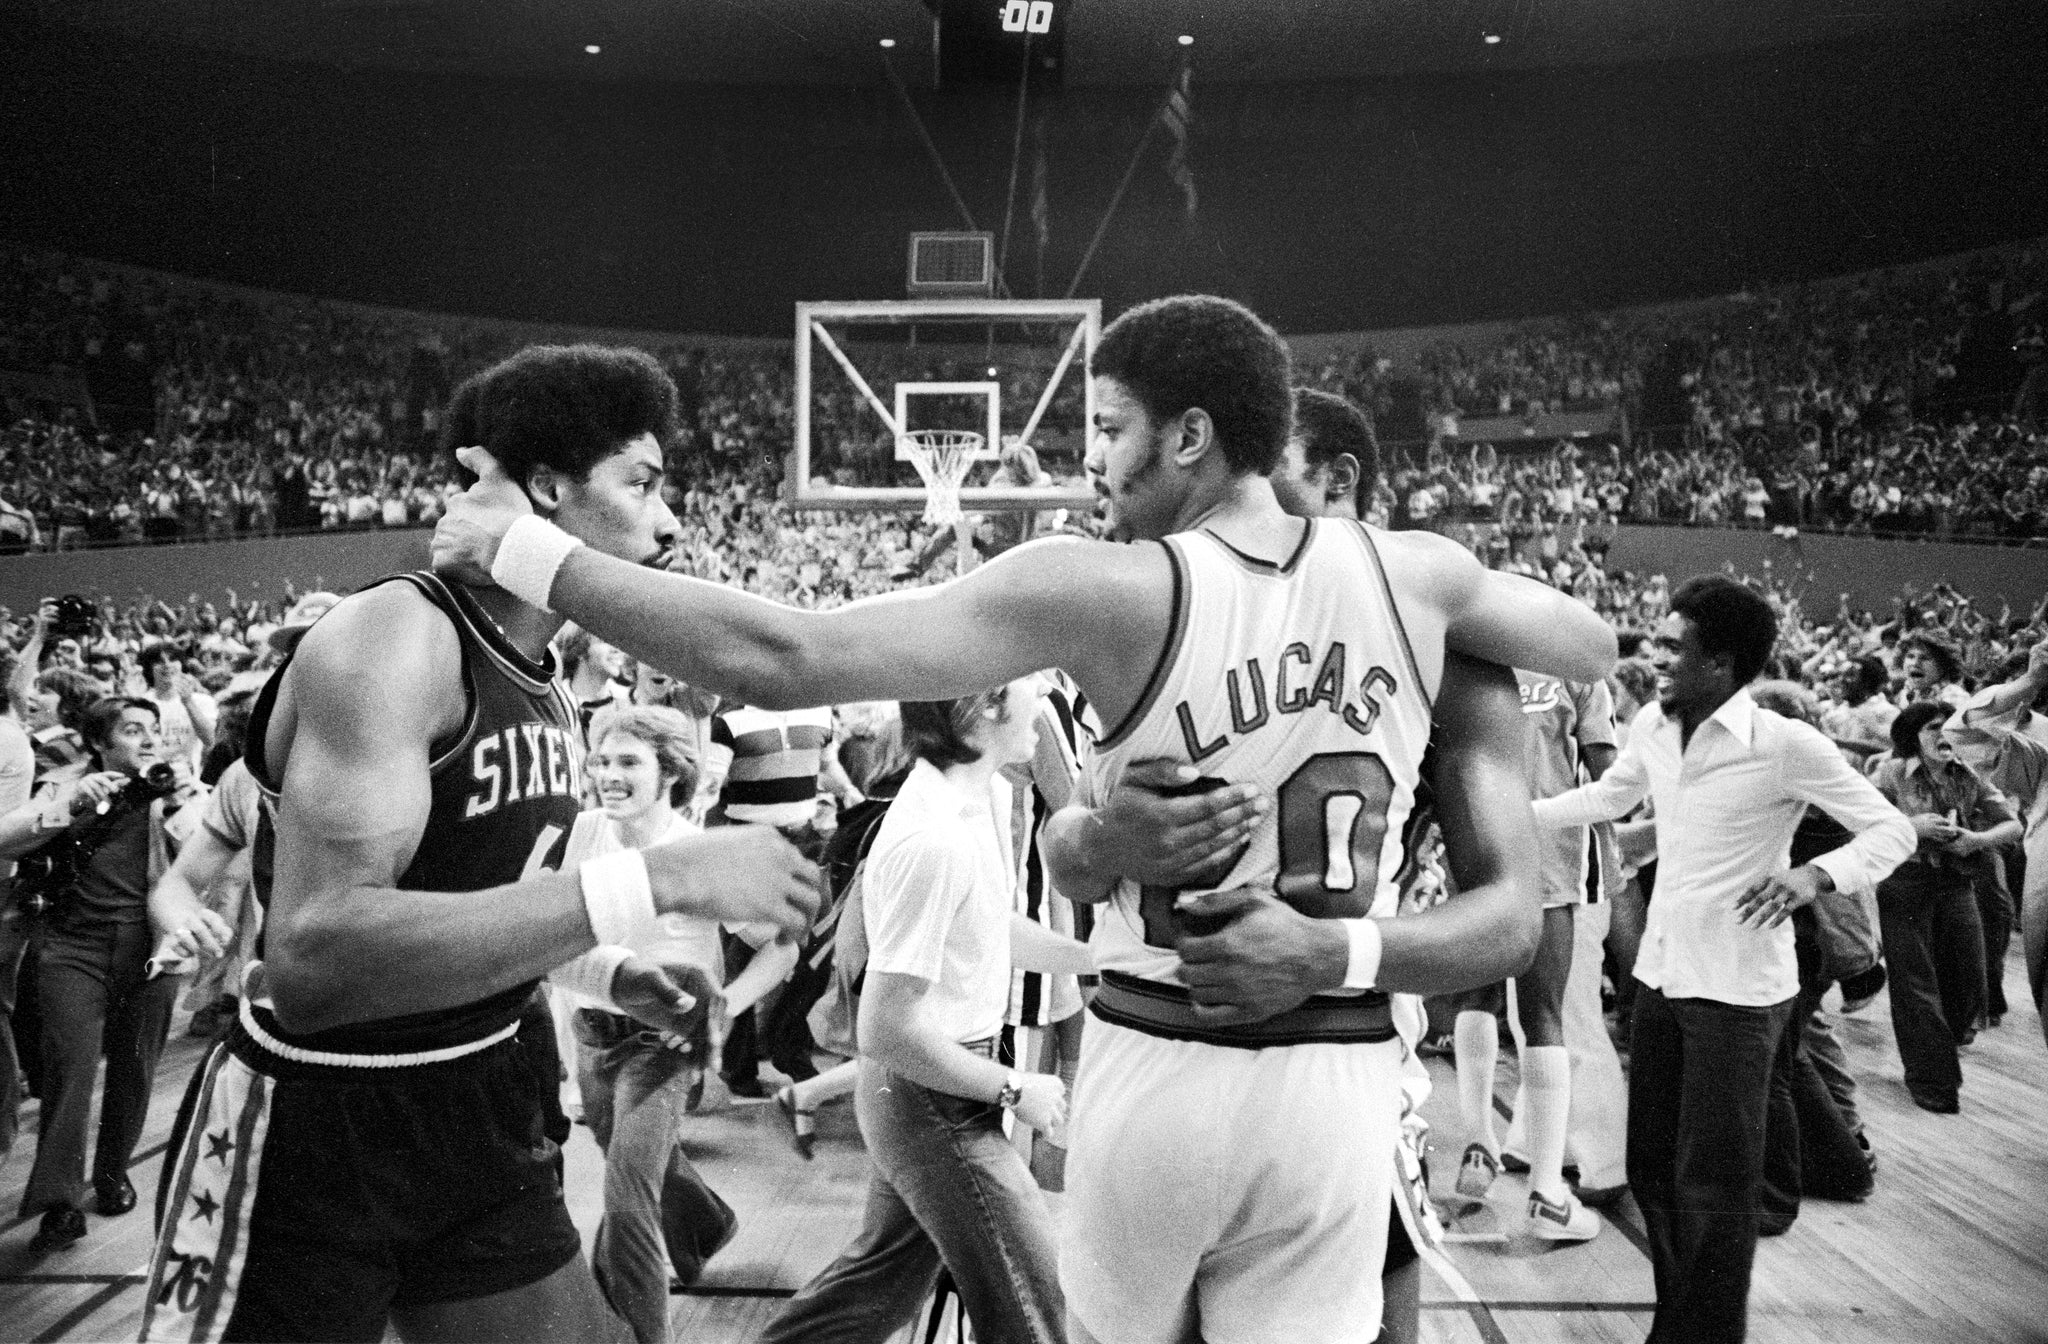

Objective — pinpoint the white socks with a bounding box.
[1455,1011,1500,1156]
[1522,1045,1573,1201]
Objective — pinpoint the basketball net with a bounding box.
[899,429,981,529]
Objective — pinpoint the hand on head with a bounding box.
[430,446,534,585]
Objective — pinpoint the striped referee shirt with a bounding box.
[1003,674,1095,1029]
[711,704,833,828]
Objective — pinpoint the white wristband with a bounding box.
[580,849,658,949]
[1341,917,1383,991]
[490,515,584,611]
[549,945,636,1011]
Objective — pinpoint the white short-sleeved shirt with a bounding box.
[862,759,1016,1045]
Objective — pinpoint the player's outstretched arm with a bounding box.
[263,591,819,1036]
[552,534,1152,712]
[433,447,1164,713]
[1377,528,1617,687]
[1372,653,1544,994]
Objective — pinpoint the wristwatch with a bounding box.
[995,1072,1025,1110]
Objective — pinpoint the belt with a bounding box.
[1090,969,1395,1050]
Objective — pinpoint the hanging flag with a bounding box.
[1159,58,1196,217]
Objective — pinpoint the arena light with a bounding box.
[1178,34,1194,46]
[584,43,601,54]
[879,38,897,48]
[1483,33,1502,44]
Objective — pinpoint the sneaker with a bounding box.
[723,1074,768,1100]
[29,1205,87,1255]
[1455,1144,1499,1202]
[1417,1031,1456,1059]
[774,1086,816,1160]
[1527,1190,1601,1242]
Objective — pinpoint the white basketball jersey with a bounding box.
[1088,518,1434,985]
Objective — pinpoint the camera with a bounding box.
[134,761,179,801]
[18,764,181,919]
[46,594,98,640]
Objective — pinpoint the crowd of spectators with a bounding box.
[1,239,2044,556]
[1374,412,2048,546]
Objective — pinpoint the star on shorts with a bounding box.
[206,1129,236,1166]
[191,1189,221,1225]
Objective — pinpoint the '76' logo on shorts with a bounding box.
[157,1251,214,1313]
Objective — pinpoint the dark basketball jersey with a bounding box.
[243,571,585,1055]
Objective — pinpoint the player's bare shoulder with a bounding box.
[1367,525,1486,616]
[266,580,469,778]
[1367,523,1615,684]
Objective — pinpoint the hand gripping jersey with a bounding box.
[1086,519,1433,1047]
[241,571,586,1056]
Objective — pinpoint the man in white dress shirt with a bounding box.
[1531,574,1913,1344]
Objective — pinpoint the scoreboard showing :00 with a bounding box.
[1000,0,1055,34]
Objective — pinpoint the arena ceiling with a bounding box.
[11,0,2015,86]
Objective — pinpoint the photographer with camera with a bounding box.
[0,697,193,1254]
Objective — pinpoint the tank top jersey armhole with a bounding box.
[1096,537,1190,750]
[1342,519,1435,714]
[241,571,587,1056]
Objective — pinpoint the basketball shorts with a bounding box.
[1062,1017,1404,1344]
[1539,829,1604,910]
[140,1005,582,1343]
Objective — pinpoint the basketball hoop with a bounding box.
[899,429,982,528]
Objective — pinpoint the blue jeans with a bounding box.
[1628,985,1795,1344]
[574,1006,736,1344]
[760,1053,1065,1344]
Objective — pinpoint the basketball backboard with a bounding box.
[791,297,1099,513]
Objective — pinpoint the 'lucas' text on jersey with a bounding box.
[1176,639,1398,762]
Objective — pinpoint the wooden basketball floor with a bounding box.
[4,947,2045,1344]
